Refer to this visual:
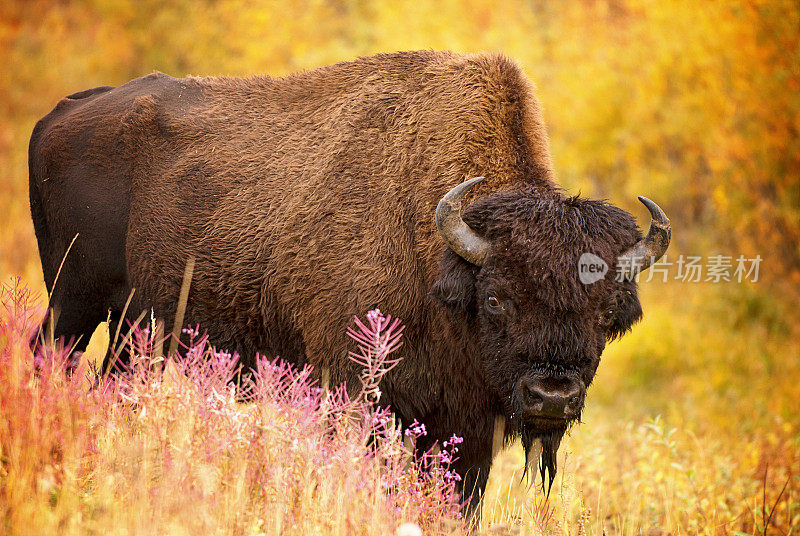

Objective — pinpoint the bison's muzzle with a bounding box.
[515,374,585,422]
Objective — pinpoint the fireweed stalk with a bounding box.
[346,308,405,404]
[0,280,467,535]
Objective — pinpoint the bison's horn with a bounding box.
[435,177,491,266]
[617,196,671,280]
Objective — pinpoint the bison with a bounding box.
[29,50,670,515]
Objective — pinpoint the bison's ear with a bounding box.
[430,251,478,312]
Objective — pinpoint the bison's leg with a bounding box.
[35,280,112,370]
[33,232,131,371]
[414,427,491,523]
[456,459,491,524]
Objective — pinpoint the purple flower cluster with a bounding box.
[405,420,427,439]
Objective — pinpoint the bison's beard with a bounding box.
[505,391,576,495]
[520,426,565,495]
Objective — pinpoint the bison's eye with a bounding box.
[599,309,615,325]
[487,296,502,311]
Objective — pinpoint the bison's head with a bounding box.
[431,177,670,489]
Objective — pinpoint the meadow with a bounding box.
[1,1,799,534]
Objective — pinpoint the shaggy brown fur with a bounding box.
[29,50,647,515]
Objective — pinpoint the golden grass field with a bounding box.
[1,1,798,534]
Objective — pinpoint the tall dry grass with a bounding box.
[3,275,798,536]
[0,279,468,536]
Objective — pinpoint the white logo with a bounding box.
[578,253,608,285]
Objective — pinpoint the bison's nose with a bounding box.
[517,376,584,420]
